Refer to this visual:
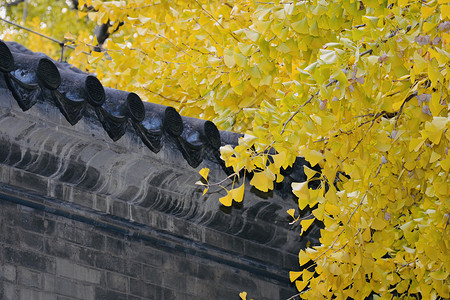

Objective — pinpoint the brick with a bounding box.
[142,265,163,286]
[172,218,203,241]
[129,279,150,299]
[0,163,9,183]
[44,239,80,260]
[15,211,45,234]
[112,200,129,219]
[106,272,128,293]
[129,205,150,225]
[1,281,18,300]
[10,169,48,194]
[71,187,95,209]
[78,247,101,266]
[106,236,125,256]
[203,227,244,254]
[219,269,257,291]
[19,288,49,300]
[42,274,56,292]
[94,195,108,212]
[196,262,217,281]
[4,247,52,272]
[130,278,177,299]
[17,267,41,289]
[244,240,283,266]
[18,229,44,251]
[56,223,105,250]
[0,264,17,282]
[132,245,166,267]
[175,258,198,278]
[54,277,94,300]
[56,258,101,284]
[95,287,128,300]
[162,271,186,291]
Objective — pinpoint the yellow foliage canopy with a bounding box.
[2,0,449,298]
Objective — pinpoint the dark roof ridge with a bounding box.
[0,40,241,168]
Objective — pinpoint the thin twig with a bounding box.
[194,0,240,42]
[156,34,192,57]
[349,111,384,153]
[285,288,310,300]
[281,80,337,135]
[280,94,314,135]
[0,17,75,50]
[394,91,417,129]
[194,19,218,44]
[144,88,182,102]
[312,187,370,263]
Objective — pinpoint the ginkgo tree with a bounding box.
[2,0,449,299]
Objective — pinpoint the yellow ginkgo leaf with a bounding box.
[300,218,315,235]
[224,49,236,68]
[199,168,209,181]
[292,182,309,199]
[250,170,274,192]
[295,280,308,292]
[87,51,104,64]
[239,291,247,300]
[291,19,309,34]
[304,150,323,167]
[287,208,296,218]
[429,270,448,280]
[231,183,245,202]
[303,165,318,180]
[299,250,310,266]
[289,271,302,282]
[219,192,233,207]
[441,5,450,19]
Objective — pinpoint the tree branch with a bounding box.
[5,0,24,7]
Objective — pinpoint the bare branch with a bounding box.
[5,0,25,7]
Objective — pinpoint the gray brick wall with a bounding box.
[0,200,296,299]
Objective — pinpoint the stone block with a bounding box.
[0,281,18,300]
[94,254,140,278]
[94,194,108,212]
[162,271,186,291]
[130,279,175,299]
[244,240,283,267]
[0,163,10,183]
[54,277,94,300]
[112,199,129,219]
[10,169,48,194]
[56,222,105,251]
[44,239,80,261]
[19,288,42,300]
[203,227,244,254]
[106,236,125,256]
[142,265,163,286]
[17,267,41,289]
[0,264,17,282]
[106,272,128,293]
[71,186,95,209]
[78,247,101,266]
[56,258,101,284]
[18,229,44,251]
[4,247,52,272]
[95,287,128,300]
